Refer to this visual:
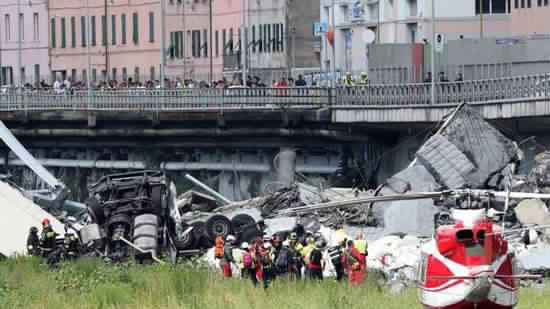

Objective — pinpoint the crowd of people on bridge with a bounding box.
[214,227,368,289]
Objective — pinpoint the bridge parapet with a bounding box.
[0,73,548,112]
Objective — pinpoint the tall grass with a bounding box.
[1,257,549,309]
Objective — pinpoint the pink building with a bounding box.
[0,0,49,86]
[49,0,162,84]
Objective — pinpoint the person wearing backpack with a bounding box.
[328,241,345,281]
[260,242,275,289]
[307,240,325,280]
[219,235,236,278]
[241,242,258,286]
[275,240,292,278]
[343,240,366,287]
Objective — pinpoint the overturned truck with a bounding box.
[79,170,261,263]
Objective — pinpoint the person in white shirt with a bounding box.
[53,78,63,94]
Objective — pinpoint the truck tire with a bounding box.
[205,215,232,241]
[173,223,196,250]
[231,214,256,242]
[133,214,158,256]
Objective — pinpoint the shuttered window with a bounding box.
[60,17,66,48]
[132,13,138,44]
[70,17,76,48]
[121,14,126,44]
[149,12,154,42]
[111,15,116,45]
[101,15,107,46]
[80,16,86,47]
[50,18,56,48]
[91,16,96,46]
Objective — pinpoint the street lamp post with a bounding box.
[209,0,213,83]
[160,0,167,88]
[431,0,436,104]
[330,0,336,87]
[17,0,22,86]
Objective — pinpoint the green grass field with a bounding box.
[1,257,548,309]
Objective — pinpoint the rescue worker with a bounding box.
[301,237,316,278]
[220,235,236,278]
[354,232,368,258]
[26,226,40,256]
[343,240,366,287]
[328,240,345,281]
[241,242,258,286]
[307,240,325,280]
[358,72,369,85]
[260,241,275,289]
[288,232,303,279]
[343,72,355,87]
[274,240,293,278]
[39,218,58,266]
[63,231,79,261]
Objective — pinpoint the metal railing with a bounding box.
[0,74,549,112]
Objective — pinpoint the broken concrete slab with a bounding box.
[416,133,476,189]
[439,107,517,188]
[514,199,550,225]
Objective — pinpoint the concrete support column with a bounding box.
[276,147,296,187]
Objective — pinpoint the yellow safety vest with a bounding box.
[354,239,368,255]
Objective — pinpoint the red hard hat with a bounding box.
[42,218,50,226]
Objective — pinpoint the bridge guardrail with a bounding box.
[0,73,549,112]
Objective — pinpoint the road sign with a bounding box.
[435,33,445,53]
[313,22,328,37]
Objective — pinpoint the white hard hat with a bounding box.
[282,240,290,247]
[264,242,272,249]
[241,242,249,249]
[226,235,236,242]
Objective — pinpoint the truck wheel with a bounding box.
[206,215,232,241]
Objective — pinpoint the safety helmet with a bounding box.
[263,235,272,242]
[241,242,249,249]
[30,226,38,233]
[264,242,272,249]
[361,72,367,77]
[41,218,50,226]
[315,240,324,248]
[345,72,351,76]
[289,232,297,241]
[282,240,290,247]
[226,235,236,243]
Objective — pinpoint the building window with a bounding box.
[5,15,10,41]
[493,0,506,13]
[203,29,208,57]
[82,69,87,82]
[112,68,117,81]
[150,66,155,81]
[33,13,39,41]
[222,29,226,55]
[122,67,127,81]
[92,68,97,82]
[60,17,66,48]
[267,24,271,52]
[545,0,549,6]
[34,64,40,87]
[19,13,24,41]
[251,26,256,53]
[521,0,525,8]
[71,17,76,48]
[273,24,278,52]
[279,23,285,52]
[215,30,219,57]
[132,13,138,44]
[229,28,233,54]
[515,0,518,8]
[476,0,506,14]
[71,69,77,82]
[134,67,140,82]
[528,0,532,7]
[111,15,116,45]
[50,18,55,47]
[170,32,176,58]
[121,14,126,44]
[91,16,96,46]
[81,16,86,47]
[149,12,154,43]
[259,24,263,52]
[101,15,107,46]
[192,30,201,57]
